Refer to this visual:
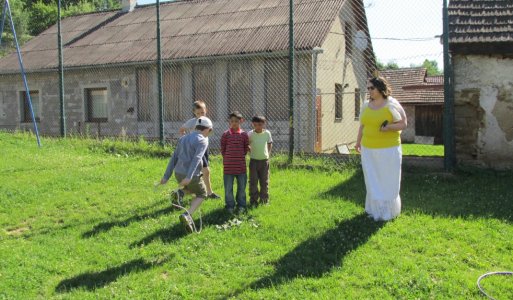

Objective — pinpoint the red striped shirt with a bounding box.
[221,128,249,174]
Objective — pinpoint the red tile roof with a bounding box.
[379,68,444,104]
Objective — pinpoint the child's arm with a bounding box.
[267,131,273,155]
[179,118,195,136]
[221,132,227,156]
[161,149,179,184]
[243,132,250,155]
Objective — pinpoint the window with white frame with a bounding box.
[20,90,40,122]
[137,68,152,122]
[228,60,252,120]
[192,63,217,120]
[85,88,108,122]
[164,65,182,121]
[264,58,289,121]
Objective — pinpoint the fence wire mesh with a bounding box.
[0,0,446,165]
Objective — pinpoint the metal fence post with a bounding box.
[443,0,455,171]
[58,0,66,137]
[288,0,295,163]
[156,0,164,145]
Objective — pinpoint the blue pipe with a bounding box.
[6,0,41,147]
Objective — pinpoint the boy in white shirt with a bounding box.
[179,100,220,199]
[248,116,273,207]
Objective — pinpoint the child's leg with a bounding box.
[223,174,235,210]
[260,160,270,203]
[249,160,259,205]
[235,173,247,209]
[188,197,205,215]
[180,175,207,213]
[202,166,213,195]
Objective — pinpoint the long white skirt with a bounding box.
[361,145,402,221]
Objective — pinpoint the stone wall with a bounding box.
[453,54,513,169]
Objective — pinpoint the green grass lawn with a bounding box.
[1,132,512,299]
[401,143,444,156]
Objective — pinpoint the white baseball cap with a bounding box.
[195,116,213,129]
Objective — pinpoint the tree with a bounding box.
[421,59,443,76]
[0,0,31,57]
[0,0,30,40]
[28,0,120,36]
[376,60,399,71]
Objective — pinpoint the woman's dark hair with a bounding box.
[369,76,392,98]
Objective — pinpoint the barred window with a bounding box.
[335,83,343,120]
[193,63,217,120]
[85,88,108,122]
[345,22,353,56]
[355,88,361,120]
[20,90,40,122]
[265,58,289,121]
[164,65,182,121]
[137,68,152,122]
[228,60,252,120]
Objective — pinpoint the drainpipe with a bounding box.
[443,0,455,171]
[311,47,323,152]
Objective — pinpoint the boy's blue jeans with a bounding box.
[223,173,247,209]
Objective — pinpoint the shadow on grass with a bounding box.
[321,168,513,223]
[55,256,170,292]
[82,205,174,238]
[231,213,385,297]
[130,208,231,248]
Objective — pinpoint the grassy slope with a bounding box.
[0,132,511,299]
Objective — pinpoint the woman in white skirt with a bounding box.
[355,76,407,221]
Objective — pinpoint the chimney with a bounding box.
[122,0,136,12]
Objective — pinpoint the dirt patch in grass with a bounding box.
[6,225,31,236]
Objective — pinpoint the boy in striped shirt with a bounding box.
[221,111,249,213]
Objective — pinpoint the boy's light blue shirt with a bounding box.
[163,131,208,180]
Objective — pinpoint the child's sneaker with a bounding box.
[179,213,194,233]
[170,189,185,207]
[207,192,221,199]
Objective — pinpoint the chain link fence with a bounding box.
[0,0,447,166]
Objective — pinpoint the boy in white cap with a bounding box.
[179,100,220,199]
[160,116,213,233]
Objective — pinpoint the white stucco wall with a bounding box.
[316,11,366,153]
[453,54,513,169]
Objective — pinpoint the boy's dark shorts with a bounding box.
[202,148,209,168]
[175,173,207,198]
